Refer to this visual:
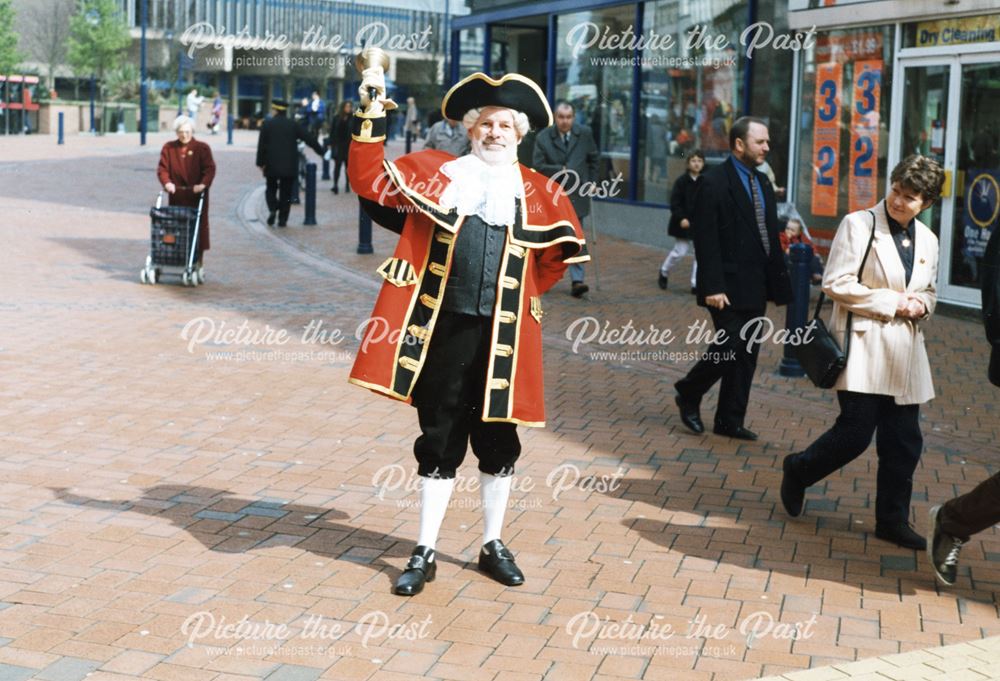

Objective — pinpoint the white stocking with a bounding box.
[480,472,512,545]
[416,477,454,550]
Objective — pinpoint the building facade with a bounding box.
[450,0,795,246]
[788,0,1000,308]
[118,0,459,127]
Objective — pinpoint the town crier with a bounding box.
[348,68,588,596]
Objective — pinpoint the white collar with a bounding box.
[439,154,524,227]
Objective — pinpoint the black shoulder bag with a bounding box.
[794,211,877,389]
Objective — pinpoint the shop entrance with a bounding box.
[892,53,1000,306]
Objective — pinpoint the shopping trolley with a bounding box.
[140,190,205,286]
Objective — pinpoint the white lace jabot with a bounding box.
[438,154,524,227]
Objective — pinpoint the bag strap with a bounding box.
[810,210,877,321]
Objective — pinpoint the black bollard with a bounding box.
[405,130,412,154]
[357,201,373,254]
[779,242,814,377]
[227,114,234,145]
[58,112,64,145]
[304,162,317,226]
[322,156,330,180]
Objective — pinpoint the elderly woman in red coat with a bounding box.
[156,115,216,265]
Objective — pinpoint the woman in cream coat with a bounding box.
[780,155,945,551]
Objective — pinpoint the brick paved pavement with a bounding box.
[1,133,999,681]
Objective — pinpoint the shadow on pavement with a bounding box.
[603,476,1000,603]
[46,484,454,589]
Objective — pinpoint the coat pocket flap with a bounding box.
[376,257,419,287]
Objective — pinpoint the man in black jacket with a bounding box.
[674,116,792,440]
[927,226,1000,585]
[533,102,599,298]
[256,99,324,227]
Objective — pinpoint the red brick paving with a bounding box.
[0,133,998,681]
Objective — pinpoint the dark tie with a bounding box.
[563,133,569,146]
[750,175,770,256]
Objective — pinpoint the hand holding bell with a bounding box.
[356,47,397,113]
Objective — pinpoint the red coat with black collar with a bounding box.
[346,110,589,427]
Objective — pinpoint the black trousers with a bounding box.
[793,391,923,525]
[265,176,294,224]
[940,471,1000,542]
[333,158,347,190]
[675,306,765,428]
[411,312,520,479]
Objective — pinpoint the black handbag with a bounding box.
[794,211,876,389]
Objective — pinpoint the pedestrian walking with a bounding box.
[255,99,324,227]
[780,155,945,551]
[674,117,792,441]
[348,69,588,596]
[328,101,353,194]
[185,88,204,120]
[927,224,1000,584]
[532,101,599,298]
[156,115,215,267]
[208,94,223,135]
[308,90,326,138]
[658,150,704,293]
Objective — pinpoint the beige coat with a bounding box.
[823,201,938,404]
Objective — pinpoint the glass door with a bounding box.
[892,54,1000,306]
[947,57,1000,301]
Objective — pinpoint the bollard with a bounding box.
[778,242,814,377]
[58,112,64,145]
[358,201,373,254]
[227,114,234,145]
[405,130,412,154]
[304,163,317,226]
[322,156,330,180]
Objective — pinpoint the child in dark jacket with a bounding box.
[658,150,704,293]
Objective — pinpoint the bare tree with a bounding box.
[18,0,74,90]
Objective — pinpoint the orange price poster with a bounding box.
[811,62,842,217]
[848,60,882,213]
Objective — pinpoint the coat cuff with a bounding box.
[352,111,387,143]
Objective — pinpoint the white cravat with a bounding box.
[439,154,524,227]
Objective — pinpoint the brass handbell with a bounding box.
[355,47,397,111]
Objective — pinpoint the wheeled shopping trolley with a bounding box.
[140,191,205,286]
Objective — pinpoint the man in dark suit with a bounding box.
[255,98,324,227]
[533,102,599,298]
[674,116,792,440]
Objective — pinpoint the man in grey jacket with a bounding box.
[423,117,470,157]
[533,101,599,298]
[927,225,1000,585]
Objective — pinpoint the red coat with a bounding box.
[157,139,216,251]
[347,111,588,427]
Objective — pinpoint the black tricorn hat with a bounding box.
[442,73,552,131]
[271,98,289,111]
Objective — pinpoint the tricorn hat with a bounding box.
[442,73,552,131]
[271,98,289,111]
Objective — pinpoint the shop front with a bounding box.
[451,0,793,233]
[789,1,1000,307]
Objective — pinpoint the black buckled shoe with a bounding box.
[658,273,668,290]
[675,394,704,434]
[478,539,524,586]
[266,211,276,226]
[393,545,436,596]
[875,522,927,551]
[780,454,806,517]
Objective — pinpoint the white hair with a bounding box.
[462,107,530,138]
[173,115,195,132]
